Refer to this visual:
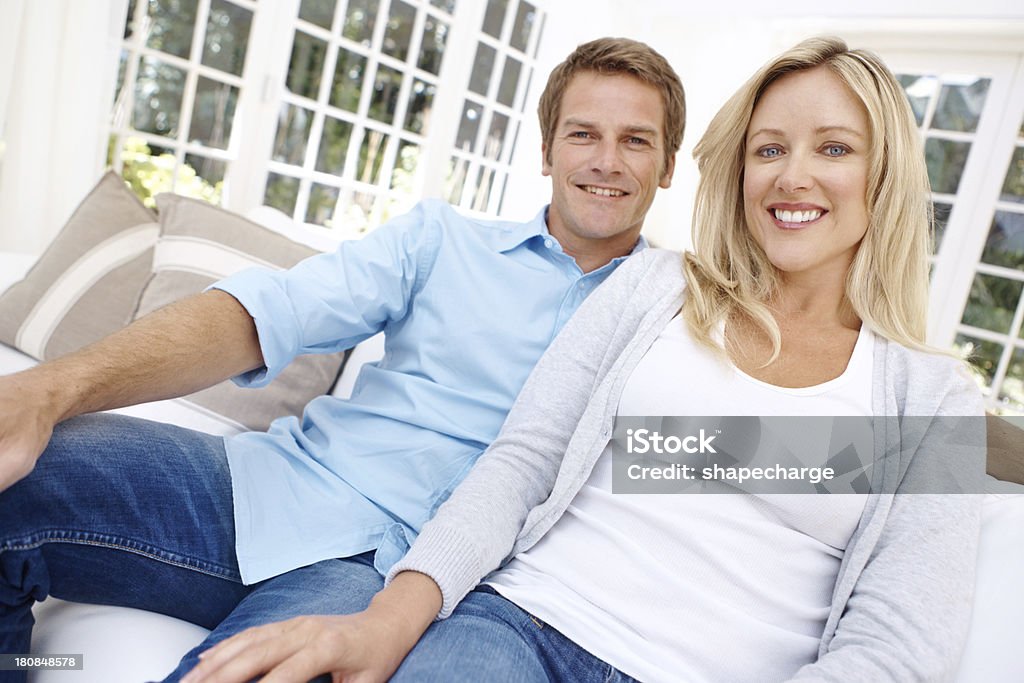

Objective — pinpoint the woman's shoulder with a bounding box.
[881,338,983,415]
[612,247,685,287]
[883,339,968,378]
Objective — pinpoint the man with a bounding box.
[0,37,685,681]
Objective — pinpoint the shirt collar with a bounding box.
[491,205,550,253]
[493,205,650,258]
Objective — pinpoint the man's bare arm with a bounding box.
[0,289,263,489]
[987,413,1024,486]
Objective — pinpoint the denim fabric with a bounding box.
[164,553,383,682]
[0,414,248,680]
[394,586,638,683]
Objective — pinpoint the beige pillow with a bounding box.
[0,171,157,360]
[135,193,347,431]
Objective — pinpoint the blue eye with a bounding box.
[758,146,782,158]
[824,144,849,157]
[627,137,648,145]
[569,131,592,139]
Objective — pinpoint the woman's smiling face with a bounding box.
[743,66,871,285]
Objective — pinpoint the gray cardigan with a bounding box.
[388,248,985,681]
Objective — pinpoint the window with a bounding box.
[889,49,1024,415]
[108,0,546,238]
[111,0,255,207]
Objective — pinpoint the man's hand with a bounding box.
[0,290,263,493]
[0,372,59,491]
[181,571,442,683]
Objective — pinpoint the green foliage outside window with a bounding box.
[108,136,222,208]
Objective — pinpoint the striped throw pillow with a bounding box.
[132,193,348,431]
[0,172,157,360]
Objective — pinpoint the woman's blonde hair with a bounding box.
[682,36,932,360]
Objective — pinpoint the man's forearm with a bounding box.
[25,289,263,423]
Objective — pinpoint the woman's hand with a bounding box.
[180,612,407,683]
[181,571,442,683]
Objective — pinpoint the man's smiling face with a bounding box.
[543,71,674,265]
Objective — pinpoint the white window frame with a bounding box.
[840,24,1024,413]
[109,0,549,237]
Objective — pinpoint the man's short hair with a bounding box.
[538,37,686,169]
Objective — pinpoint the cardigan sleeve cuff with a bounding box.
[384,525,486,619]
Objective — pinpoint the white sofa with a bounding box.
[4,246,1024,681]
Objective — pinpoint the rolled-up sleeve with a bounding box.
[212,201,440,387]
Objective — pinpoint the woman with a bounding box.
[188,36,984,683]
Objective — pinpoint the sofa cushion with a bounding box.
[0,172,156,360]
[133,193,347,431]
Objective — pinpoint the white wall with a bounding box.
[0,0,127,254]
[502,0,1024,251]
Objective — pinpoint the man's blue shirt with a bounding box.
[214,200,641,583]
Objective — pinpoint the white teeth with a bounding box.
[583,185,625,197]
[773,209,822,223]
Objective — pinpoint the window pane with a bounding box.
[383,0,415,62]
[264,172,300,215]
[306,183,340,226]
[1000,348,1024,411]
[189,77,239,149]
[115,51,129,107]
[482,0,507,38]
[117,137,176,208]
[932,201,952,254]
[287,31,327,100]
[981,211,1024,270]
[925,138,971,195]
[125,0,139,39]
[497,56,521,107]
[202,0,252,76]
[484,112,509,160]
[430,0,456,13]
[445,156,469,203]
[182,153,225,204]
[510,1,535,52]
[391,140,420,191]
[956,334,1003,390]
[417,16,448,75]
[146,0,198,59]
[330,48,367,112]
[960,273,1024,334]
[931,78,990,133]
[337,190,377,234]
[316,116,354,175]
[368,65,403,123]
[897,74,936,127]
[272,104,314,165]
[299,0,336,29]
[357,129,389,184]
[456,101,483,151]
[1001,146,1024,204]
[343,0,379,46]
[472,165,495,211]
[133,57,186,137]
[404,79,436,134]
[468,43,496,96]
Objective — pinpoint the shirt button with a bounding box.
[578,282,587,290]
[544,239,553,248]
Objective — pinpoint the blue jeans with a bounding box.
[396,586,639,683]
[1,414,634,682]
[0,414,383,682]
